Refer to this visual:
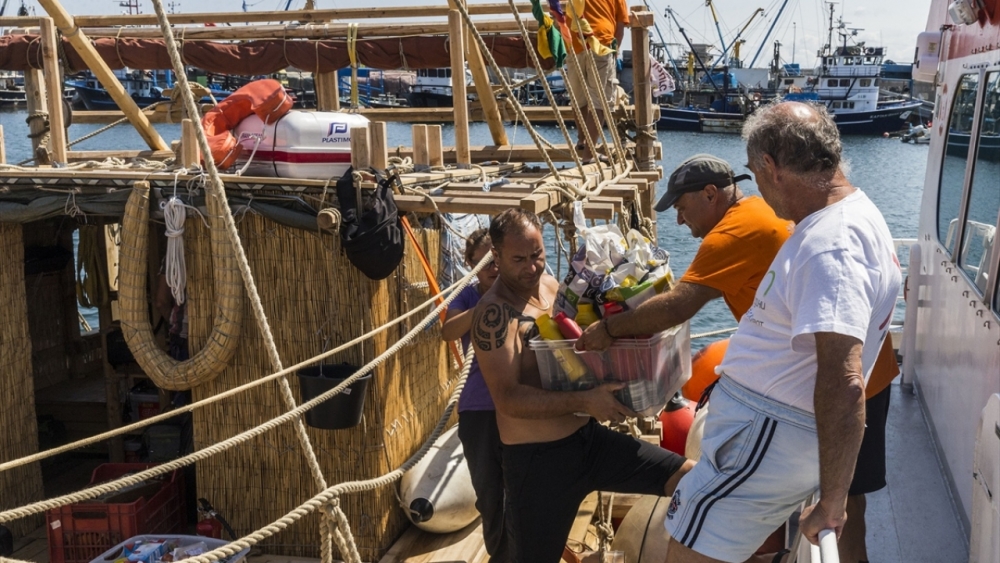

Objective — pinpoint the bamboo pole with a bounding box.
[315,71,340,112]
[78,20,535,39]
[0,3,537,28]
[36,0,168,151]
[448,9,471,168]
[369,121,388,171]
[40,18,67,164]
[23,69,49,164]
[411,124,429,171]
[181,118,199,168]
[448,0,508,146]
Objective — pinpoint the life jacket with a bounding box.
[201,78,293,169]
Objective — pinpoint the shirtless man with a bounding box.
[472,208,693,563]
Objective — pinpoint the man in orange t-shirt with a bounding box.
[564,0,629,162]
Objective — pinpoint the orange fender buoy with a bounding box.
[682,338,729,402]
[201,78,293,169]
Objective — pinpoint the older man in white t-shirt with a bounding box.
[663,102,902,563]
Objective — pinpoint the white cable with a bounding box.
[162,196,187,305]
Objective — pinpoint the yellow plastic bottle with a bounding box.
[574,303,600,327]
[536,314,589,382]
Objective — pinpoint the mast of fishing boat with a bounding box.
[748,0,790,67]
[641,0,682,80]
[716,7,763,68]
[664,6,718,90]
[705,0,727,66]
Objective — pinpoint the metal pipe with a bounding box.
[665,6,718,90]
[749,0,790,68]
[900,243,922,393]
[705,0,727,66]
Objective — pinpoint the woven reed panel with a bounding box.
[186,213,451,561]
[0,223,45,537]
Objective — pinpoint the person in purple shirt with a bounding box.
[441,228,506,562]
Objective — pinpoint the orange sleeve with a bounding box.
[617,0,630,24]
[865,337,900,399]
[680,232,760,298]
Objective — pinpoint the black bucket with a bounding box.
[297,363,371,430]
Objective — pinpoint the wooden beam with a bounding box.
[181,118,199,169]
[23,68,48,164]
[0,125,6,164]
[411,124,429,171]
[315,71,340,112]
[0,3,538,27]
[427,125,444,169]
[449,9,472,168]
[350,126,371,170]
[394,194,614,219]
[449,0,508,146]
[37,0,168,151]
[79,20,535,40]
[629,10,656,172]
[369,121,389,171]
[67,149,175,161]
[40,18,67,164]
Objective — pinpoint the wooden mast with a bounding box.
[36,0,169,151]
[448,9,472,167]
[448,0,508,146]
[40,17,68,164]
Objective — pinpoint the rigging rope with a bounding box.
[161,192,187,306]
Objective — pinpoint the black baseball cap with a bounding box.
[654,154,752,212]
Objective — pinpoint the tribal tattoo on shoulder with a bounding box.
[473,302,537,351]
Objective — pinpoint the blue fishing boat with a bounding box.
[69,69,231,111]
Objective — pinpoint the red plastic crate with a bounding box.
[46,463,186,563]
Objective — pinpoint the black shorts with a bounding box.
[501,419,687,563]
[849,384,891,496]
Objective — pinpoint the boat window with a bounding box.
[445,68,452,78]
[938,73,980,256]
[860,78,872,87]
[828,79,838,87]
[957,72,1000,295]
[840,79,850,87]
[873,78,879,87]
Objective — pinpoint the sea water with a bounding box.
[0,111,928,344]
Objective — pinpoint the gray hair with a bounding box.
[743,101,842,175]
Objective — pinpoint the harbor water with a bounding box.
[0,110,928,346]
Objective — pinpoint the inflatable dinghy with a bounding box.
[399,424,478,533]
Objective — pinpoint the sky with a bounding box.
[26,0,933,68]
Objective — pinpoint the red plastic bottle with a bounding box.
[659,392,695,456]
[197,516,223,539]
[553,312,583,339]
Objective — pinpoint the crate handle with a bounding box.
[67,510,110,520]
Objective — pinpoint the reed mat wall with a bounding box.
[0,223,45,537]
[185,213,453,561]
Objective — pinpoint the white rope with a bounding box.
[161,196,187,305]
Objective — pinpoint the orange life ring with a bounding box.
[682,338,729,402]
[201,78,293,169]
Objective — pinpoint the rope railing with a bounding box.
[0,253,485,473]
[0,250,493,526]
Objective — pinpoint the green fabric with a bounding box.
[530,0,566,68]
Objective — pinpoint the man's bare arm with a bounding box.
[799,331,866,543]
[473,302,634,422]
[578,282,720,351]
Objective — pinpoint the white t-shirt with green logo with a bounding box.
[719,189,901,414]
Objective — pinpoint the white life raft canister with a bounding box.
[233,111,370,180]
[398,424,479,534]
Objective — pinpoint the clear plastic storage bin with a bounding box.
[529,321,691,415]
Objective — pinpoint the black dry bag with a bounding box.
[336,167,405,280]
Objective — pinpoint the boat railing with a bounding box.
[892,238,918,325]
[792,495,841,562]
[824,66,881,78]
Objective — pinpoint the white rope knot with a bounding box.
[162,196,187,305]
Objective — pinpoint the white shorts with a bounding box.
[565,51,617,109]
[663,375,820,563]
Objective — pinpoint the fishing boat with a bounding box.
[407,67,476,107]
[69,69,231,111]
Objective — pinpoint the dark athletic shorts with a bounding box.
[849,384,891,496]
[501,418,687,563]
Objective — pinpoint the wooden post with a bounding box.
[350,126,370,170]
[23,69,49,164]
[447,0,508,146]
[96,225,124,462]
[411,124,429,171]
[0,125,6,164]
[629,10,657,172]
[448,9,471,167]
[37,0,168,151]
[369,121,389,170]
[315,71,340,111]
[181,118,200,168]
[40,17,67,164]
[427,125,444,168]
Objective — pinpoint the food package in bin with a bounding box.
[553,206,627,318]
